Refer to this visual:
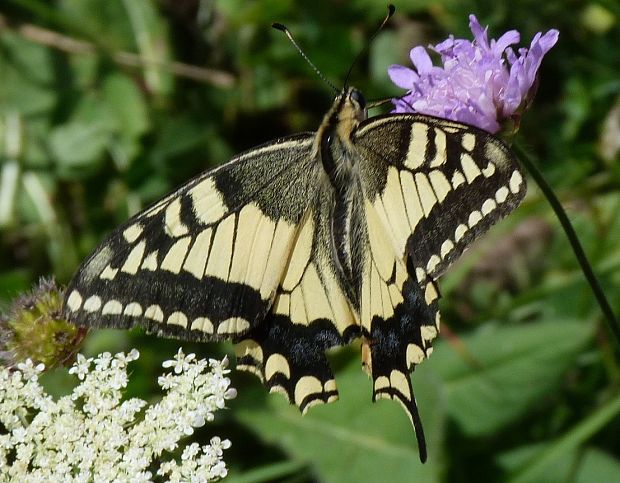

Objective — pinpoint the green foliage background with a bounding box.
[1,0,620,481]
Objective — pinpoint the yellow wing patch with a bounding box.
[272,212,357,334]
[362,199,405,327]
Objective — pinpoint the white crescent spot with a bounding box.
[468,210,483,227]
[421,325,438,342]
[406,344,425,366]
[294,375,323,407]
[144,305,164,322]
[123,302,143,317]
[510,170,523,194]
[83,295,101,312]
[481,198,497,216]
[440,239,454,258]
[191,317,215,333]
[67,290,83,311]
[496,186,509,203]
[102,300,123,315]
[167,311,188,328]
[455,224,468,242]
[265,353,291,380]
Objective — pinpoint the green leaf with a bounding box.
[48,120,112,169]
[101,73,150,167]
[426,319,594,436]
[227,460,310,483]
[497,445,620,482]
[102,74,149,138]
[368,30,401,92]
[0,269,31,308]
[575,448,620,483]
[0,33,57,115]
[507,392,620,483]
[235,357,444,483]
[497,443,620,483]
[120,0,173,97]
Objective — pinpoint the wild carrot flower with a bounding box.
[388,15,559,134]
[0,349,236,481]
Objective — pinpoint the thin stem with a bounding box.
[514,143,620,348]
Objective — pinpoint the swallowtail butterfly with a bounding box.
[63,42,526,464]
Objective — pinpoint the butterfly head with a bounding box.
[325,87,368,143]
[340,87,367,123]
[347,88,366,113]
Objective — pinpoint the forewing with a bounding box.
[354,113,526,284]
[64,133,320,341]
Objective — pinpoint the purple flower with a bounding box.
[388,15,559,134]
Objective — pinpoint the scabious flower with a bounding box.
[0,348,235,481]
[388,15,559,135]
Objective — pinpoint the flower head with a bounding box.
[0,277,87,370]
[388,15,559,134]
[0,348,235,481]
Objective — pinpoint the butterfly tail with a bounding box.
[371,366,427,463]
[364,272,435,463]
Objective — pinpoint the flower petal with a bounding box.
[388,65,418,88]
[494,30,520,55]
[410,46,434,75]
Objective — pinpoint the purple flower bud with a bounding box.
[388,15,559,134]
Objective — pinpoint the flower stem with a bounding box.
[514,143,620,348]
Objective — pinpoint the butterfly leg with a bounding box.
[234,314,345,414]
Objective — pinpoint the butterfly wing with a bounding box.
[64,133,322,341]
[65,131,361,414]
[354,114,526,461]
[357,114,526,282]
[234,182,360,413]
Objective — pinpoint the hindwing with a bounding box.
[234,183,360,413]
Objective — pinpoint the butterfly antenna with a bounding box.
[343,4,395,88]
[272,22,340,94]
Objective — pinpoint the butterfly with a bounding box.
[63,82,526,461]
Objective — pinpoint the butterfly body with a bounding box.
[64,86,526,462]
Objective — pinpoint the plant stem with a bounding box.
[514,143,620,349]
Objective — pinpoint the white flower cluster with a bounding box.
[0,348,236,482]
